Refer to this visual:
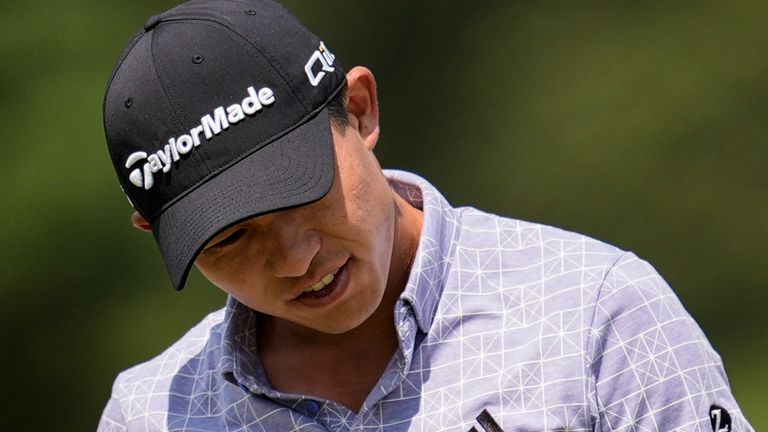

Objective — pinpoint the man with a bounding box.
[98,0,753,431]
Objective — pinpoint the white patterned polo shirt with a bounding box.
[98,170,753,431]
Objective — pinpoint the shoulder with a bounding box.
[439,210,754,430]
[117,307,227,382]
[580,249,754,430]
[436,207,630,351]
[452,206,627,283]
[450,207,693,330]
[105,308,228,424]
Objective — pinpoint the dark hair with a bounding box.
[326,84,349,132]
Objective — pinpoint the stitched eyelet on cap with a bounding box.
[192,55,204,64]
[124,97,133,108]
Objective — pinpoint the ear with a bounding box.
[131,211,153,233]
[345,66,380,151]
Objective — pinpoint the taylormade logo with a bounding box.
[125,86,275,190]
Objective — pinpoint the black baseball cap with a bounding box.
[103,0,346,290]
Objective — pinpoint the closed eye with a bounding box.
[210,228,247,249]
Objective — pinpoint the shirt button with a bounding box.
[304,400,321,416]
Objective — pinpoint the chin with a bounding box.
[314,316,370,335]
[320,307,379,335]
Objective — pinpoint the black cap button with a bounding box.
[144,15,161,31]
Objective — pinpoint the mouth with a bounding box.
[294,262,348,304]
[304,269,339,293]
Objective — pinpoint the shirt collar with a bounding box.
[218,170,459,379]
[218,297,271,392]
[385,169,459,333]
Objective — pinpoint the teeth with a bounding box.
[306,271,336,292]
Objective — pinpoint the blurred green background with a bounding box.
[1,0,765,429]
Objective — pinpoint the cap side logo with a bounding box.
[124,85,275,190]
[305,41,335,86]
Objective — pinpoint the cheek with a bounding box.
[196,254,257,297]
[341,184,393,250]
[350,192,396,281]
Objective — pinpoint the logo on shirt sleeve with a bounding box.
[709,404,732,432]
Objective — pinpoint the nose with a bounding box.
[262,210,321,278]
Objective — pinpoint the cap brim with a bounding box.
[151,108,336,290]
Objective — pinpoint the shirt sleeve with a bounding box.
[588,253,754,431]
[97,393,128,432]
